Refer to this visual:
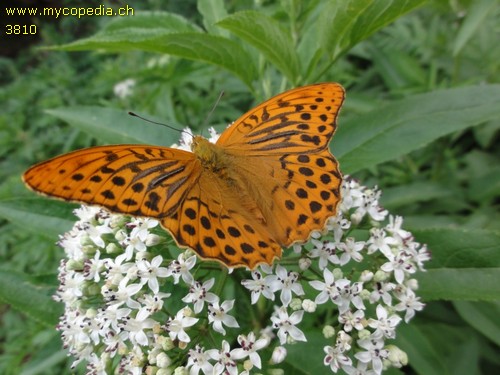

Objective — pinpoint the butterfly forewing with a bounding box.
[217,83,345,155]
[23,145,200,218]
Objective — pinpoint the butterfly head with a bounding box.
[191,135,229,175]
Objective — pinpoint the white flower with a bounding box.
[268,265,304,307]
[366,228,398,257]
[136,292,170,321]
[207,127,220,143]
[368,305,402,339]
[182,278,219,313]
[302,299,317,313]
[336,330,353,351]
[165,309,199,343]
[241,270,275,304]
[176,127,194,151]
[394,289,425,322]
[338,309,365,332]
[385,216,412,244]
[351,187,388,223]
[208,300,240,335]
[231,332,268,369]
[323,344,353,373]
[186,345,218,375]
[118,233,148,262]
[380,251,417,284]
[309,239,339,269]
[326,214,351,242]
[212,340,238,375]
[310,268,356,312]
[337,237,365,265]
[167,253,196,285]
[136,255,169,294]
[103,276,142,309]
[113,78,136,98]
[85,221,113,249]
[73,205,103,223]
[119,314,155,346]
[83,250,103,282]
[369,281,395,305]
[343,361,379,375]
[103,256,134,286]
[354,338,389,375]
[270,346,287,364]
[128,217,158,241]
[270,307,306,344]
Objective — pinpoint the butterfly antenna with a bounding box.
[128,112,193,139]
[202,91,225,133]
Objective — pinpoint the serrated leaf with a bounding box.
[69,11,201,45]
[318,0,426,61]
[217,10,300,83]
[104,11,201,32]
[197,0,229,35]
[0,269,62,326]
[0,198,76,238]
[54,32,256,87]
[333,85,500,174]
[453,0,497,56]
[46,106,178,145]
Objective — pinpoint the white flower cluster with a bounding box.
[54,130,429,375]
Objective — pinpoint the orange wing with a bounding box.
[23,145,200,219]
[217,82,345,155]
[161,170,282,269]
[217,83,344,246]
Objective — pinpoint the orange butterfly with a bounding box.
[23,83,345,269]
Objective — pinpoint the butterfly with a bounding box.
[23,83,345,269]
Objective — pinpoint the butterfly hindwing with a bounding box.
[161,172,281,268]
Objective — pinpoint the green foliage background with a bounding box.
[0,0,499,374]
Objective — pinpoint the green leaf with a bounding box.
[412,228,500,269]
[80,11,201,44]
[197,0,229,35]
[453,0,497,56]
[55,31,256,87]
[283,331,330,373]
[396,323,448,375]
[380,181,452,209]
[368,46,427,89]
[317,0,426,61]
[333,85,500,174]
[454,301,500,346]
[411,228,500,301]
[45,106,179,146]
[468,164,500,202]
[0,198,76,238]
[104,11,201,32]
[0,269,62,326]
[217,10,300,83]
[417,268,500,301]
